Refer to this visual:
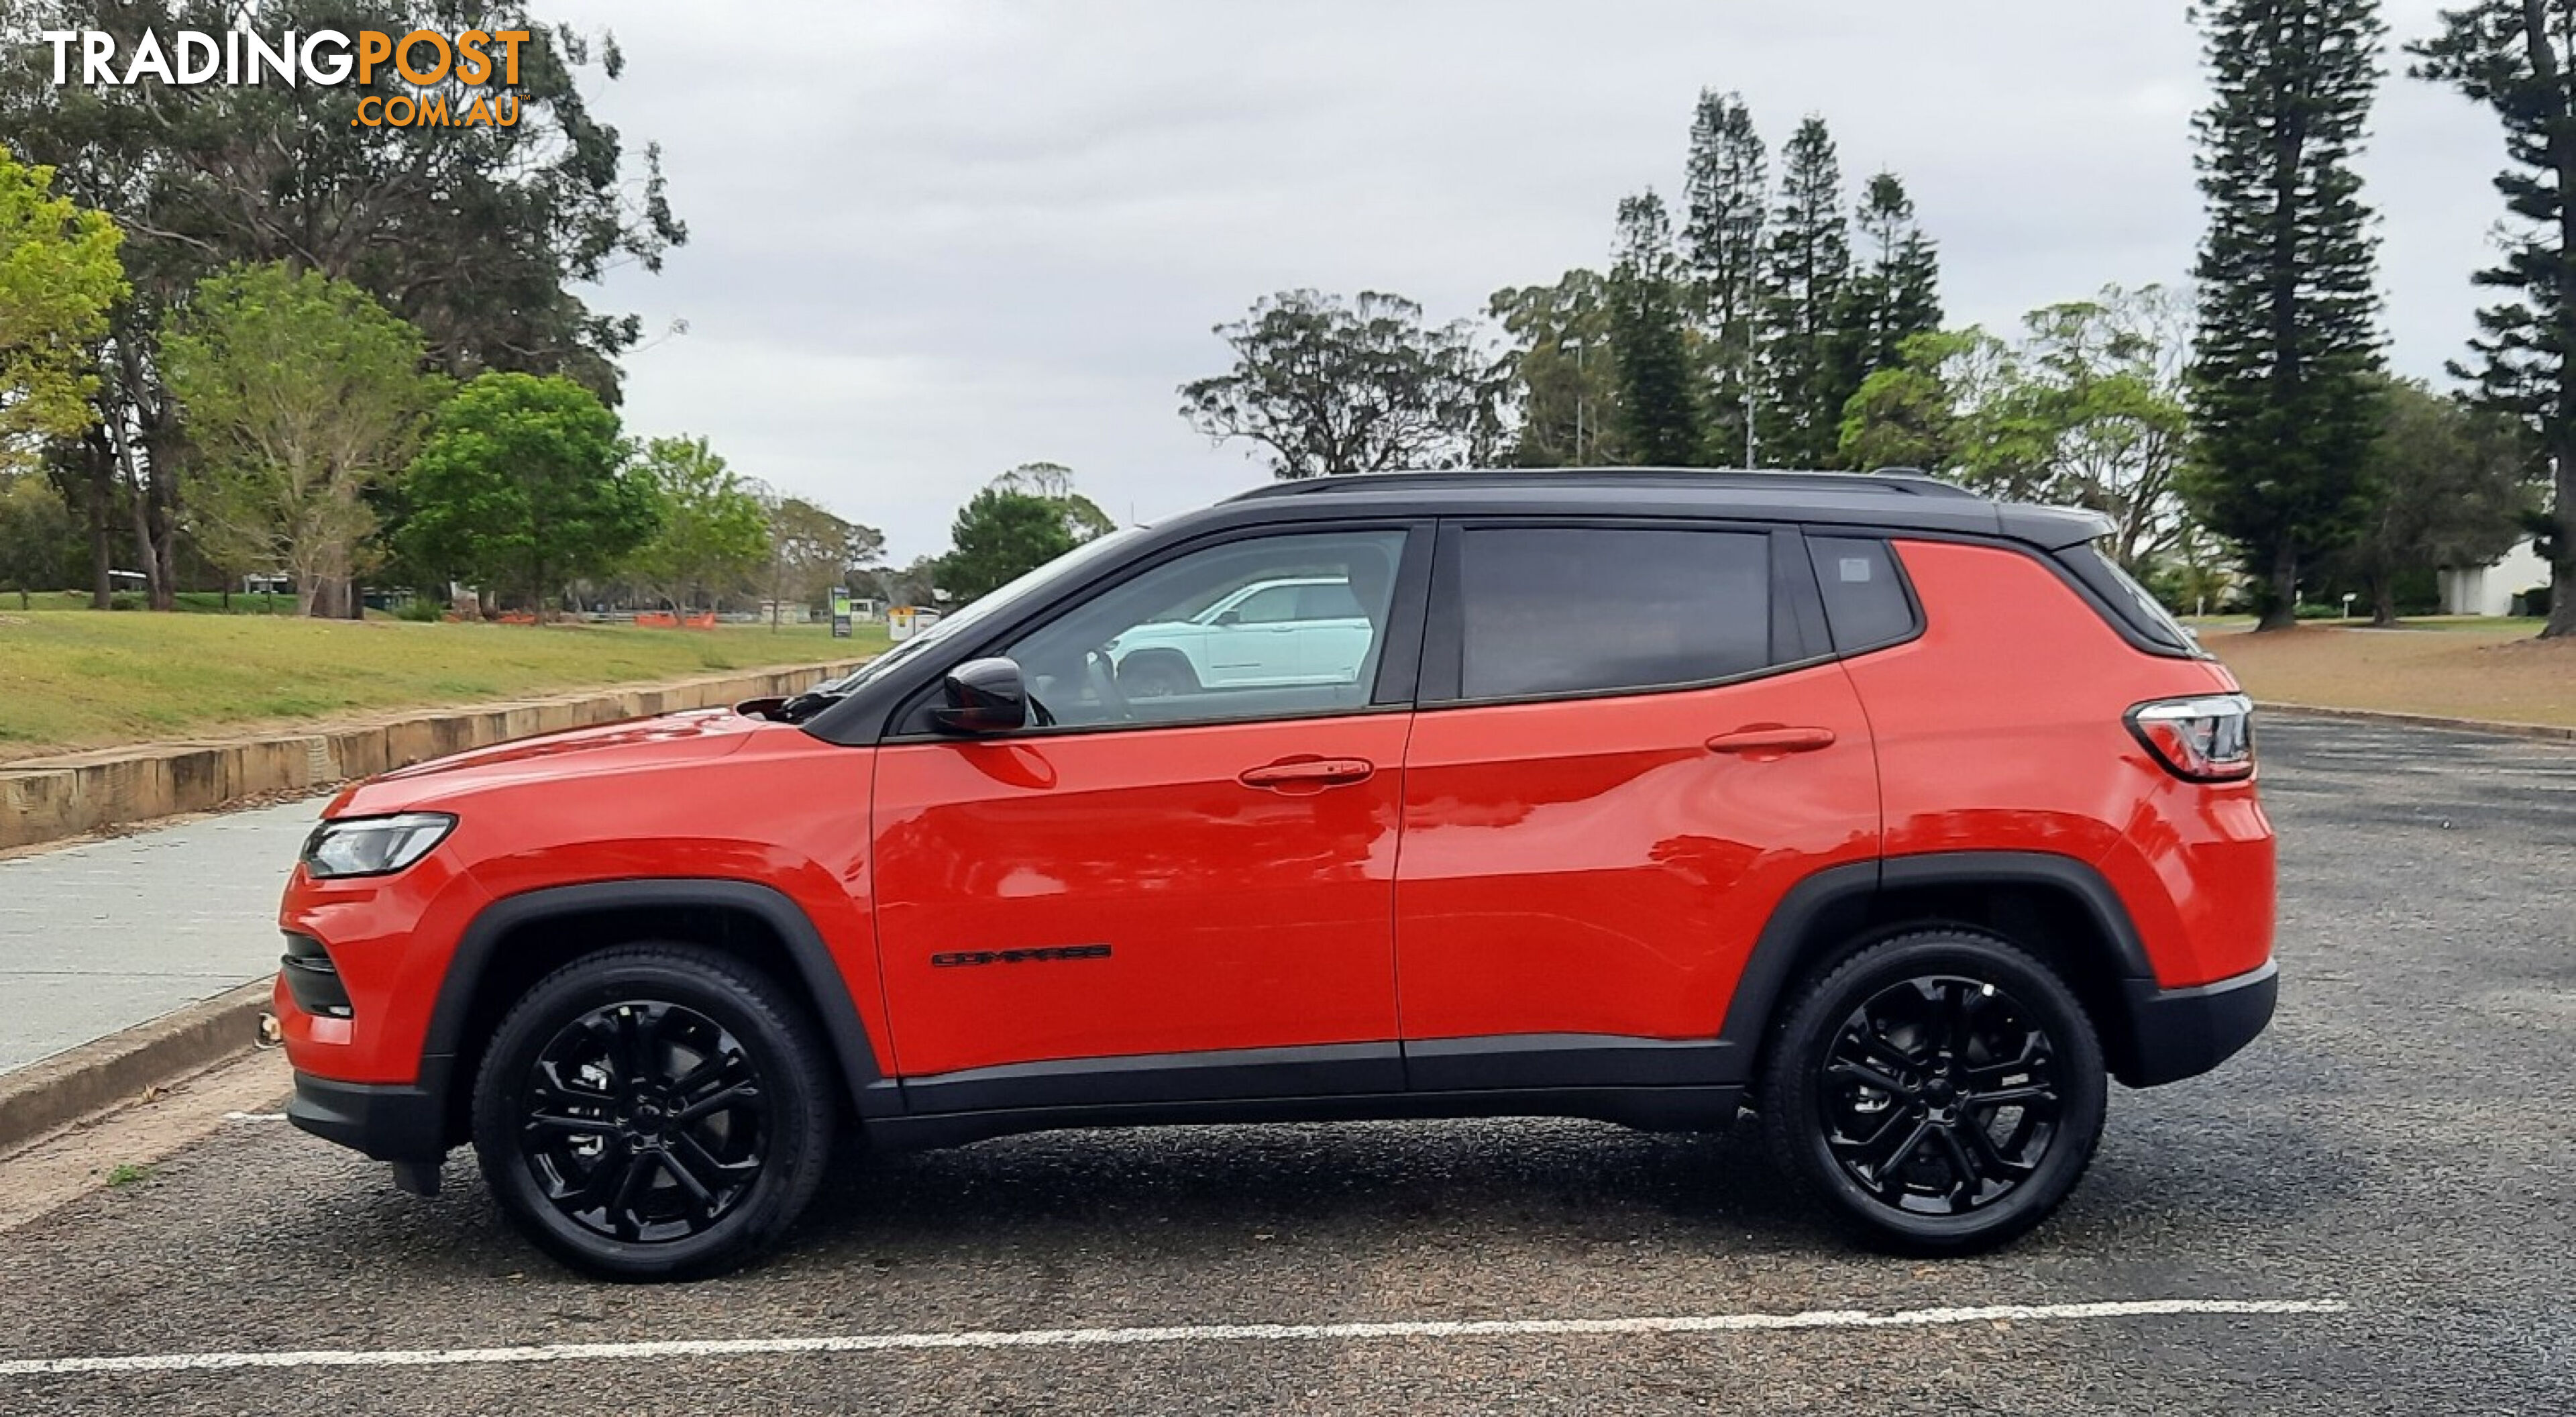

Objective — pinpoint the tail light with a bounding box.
[2127,694,2255,782]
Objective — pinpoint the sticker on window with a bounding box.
[1839,557,1873,583]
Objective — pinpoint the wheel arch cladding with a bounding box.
[428,880,894,1149]
[1722,851,2157,1088]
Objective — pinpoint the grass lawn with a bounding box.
[2201,619,2576,728]
[0,611,888,762]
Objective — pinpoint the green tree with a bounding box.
[1841,286,2198,572]
[398,372,655,613]
[632,436,769,612]
[0,0,684,607]
[2183,0,2388,630]
[763,494,884,624]
[1607,191,1704,465]
[2019,288,2197,570]
[0,144,123,475]
[1180,289,1502,478]
[2332,378,2532,625]
[1843,172,1944,380]
[0,471,72,607]
[1756,117,1855,468]
[941,487,1076,601]
[990,461,1116,541]
[1681,91,1767,466]
[161,263,439,617]
[2411,3,2576,637]
[1839,329,1983,475]
[1488,269,1625,466]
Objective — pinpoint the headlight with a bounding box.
[301,812,456,879]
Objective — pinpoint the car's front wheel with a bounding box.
[1118,651,1200,699]
[470,943,835,1281]
[1759,929,2108,1254]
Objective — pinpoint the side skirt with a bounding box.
[871,1035,1748,1153]
[867,1086,1747,1153]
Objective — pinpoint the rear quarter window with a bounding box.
[1807,536,1919,653]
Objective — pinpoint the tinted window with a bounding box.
[1808,537,1917,651]
[1456,527,1772,700]
[1230,584,1304,623]
[998,530,1407,729]
[1297,582,1364,619]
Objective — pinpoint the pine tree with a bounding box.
[1608,192,1704,465]
[1754,117,1854,468]
[2182,0,2387,631]
[2411,3,2576,639]
[1682,91,1767,467]
[1845,173,1944,378]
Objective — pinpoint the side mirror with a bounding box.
[931,658,1030,735]
[1213,609,1243,627]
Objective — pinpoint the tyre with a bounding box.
[1759,929,2107,1254]
[1118,652,1199,698]
[470,943,835,1281]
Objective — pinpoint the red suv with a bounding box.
[276,470,2275,1279]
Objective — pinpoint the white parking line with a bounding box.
[0,1298,2345,1377]
[220,1112,286,1123]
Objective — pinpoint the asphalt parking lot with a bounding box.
[0,715,2569,1414]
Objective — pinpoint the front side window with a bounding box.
[1454,526,1772,700]
[997,529,1409,729]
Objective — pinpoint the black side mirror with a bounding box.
[931,658,1031,735]
[1213,609,1243,626]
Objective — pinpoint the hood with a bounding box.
[332,707,774,815]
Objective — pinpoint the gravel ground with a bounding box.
[0,715,2568,1414]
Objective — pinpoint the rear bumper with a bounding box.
[286,1068,450,1165]
[2117,958,2277,1088]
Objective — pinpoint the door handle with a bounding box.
[1238,755,1376,791]
[1705,726,1837,755]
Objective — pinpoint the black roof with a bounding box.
[1205,467,2112,550]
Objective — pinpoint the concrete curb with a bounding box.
[0,658,868,852]
[0,981,274,1160]
[2256,701,2576,743]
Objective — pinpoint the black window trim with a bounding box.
[879,519,1436,743]
[1833,525,2203,662]
[1799,528,1929,658]
[1417,516,1837,711]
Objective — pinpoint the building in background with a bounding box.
[2438,537,2552,618]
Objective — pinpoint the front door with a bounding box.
[1394,522,1880,1089]
[871,526,1426,1102]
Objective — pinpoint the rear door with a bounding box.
[1393,521,1881,1088]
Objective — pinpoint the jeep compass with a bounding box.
[276,468,2277,1280]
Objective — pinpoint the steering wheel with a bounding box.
[1084,646,1131,721]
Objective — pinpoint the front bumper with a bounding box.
[287,1067,451,1166]
[2117,958,2278,1088]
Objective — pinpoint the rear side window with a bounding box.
[1807,536,1918,652]
[1455,527,1771,699]
[2057,543,2202,658]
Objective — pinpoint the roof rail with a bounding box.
[1226,466,1981,502]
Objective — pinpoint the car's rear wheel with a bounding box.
[1118,652,1199,699]
[471,943,834,1281]
[1759,929,2106,1254]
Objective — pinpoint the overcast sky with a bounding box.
[547,0,2506,562]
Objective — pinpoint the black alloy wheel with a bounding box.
[1761,930,2107,1253]
[1817,975,2062,1214]
[472,943,834,1281]
[519,1000,767,1243]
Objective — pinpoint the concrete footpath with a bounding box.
[0,799,318,1075]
